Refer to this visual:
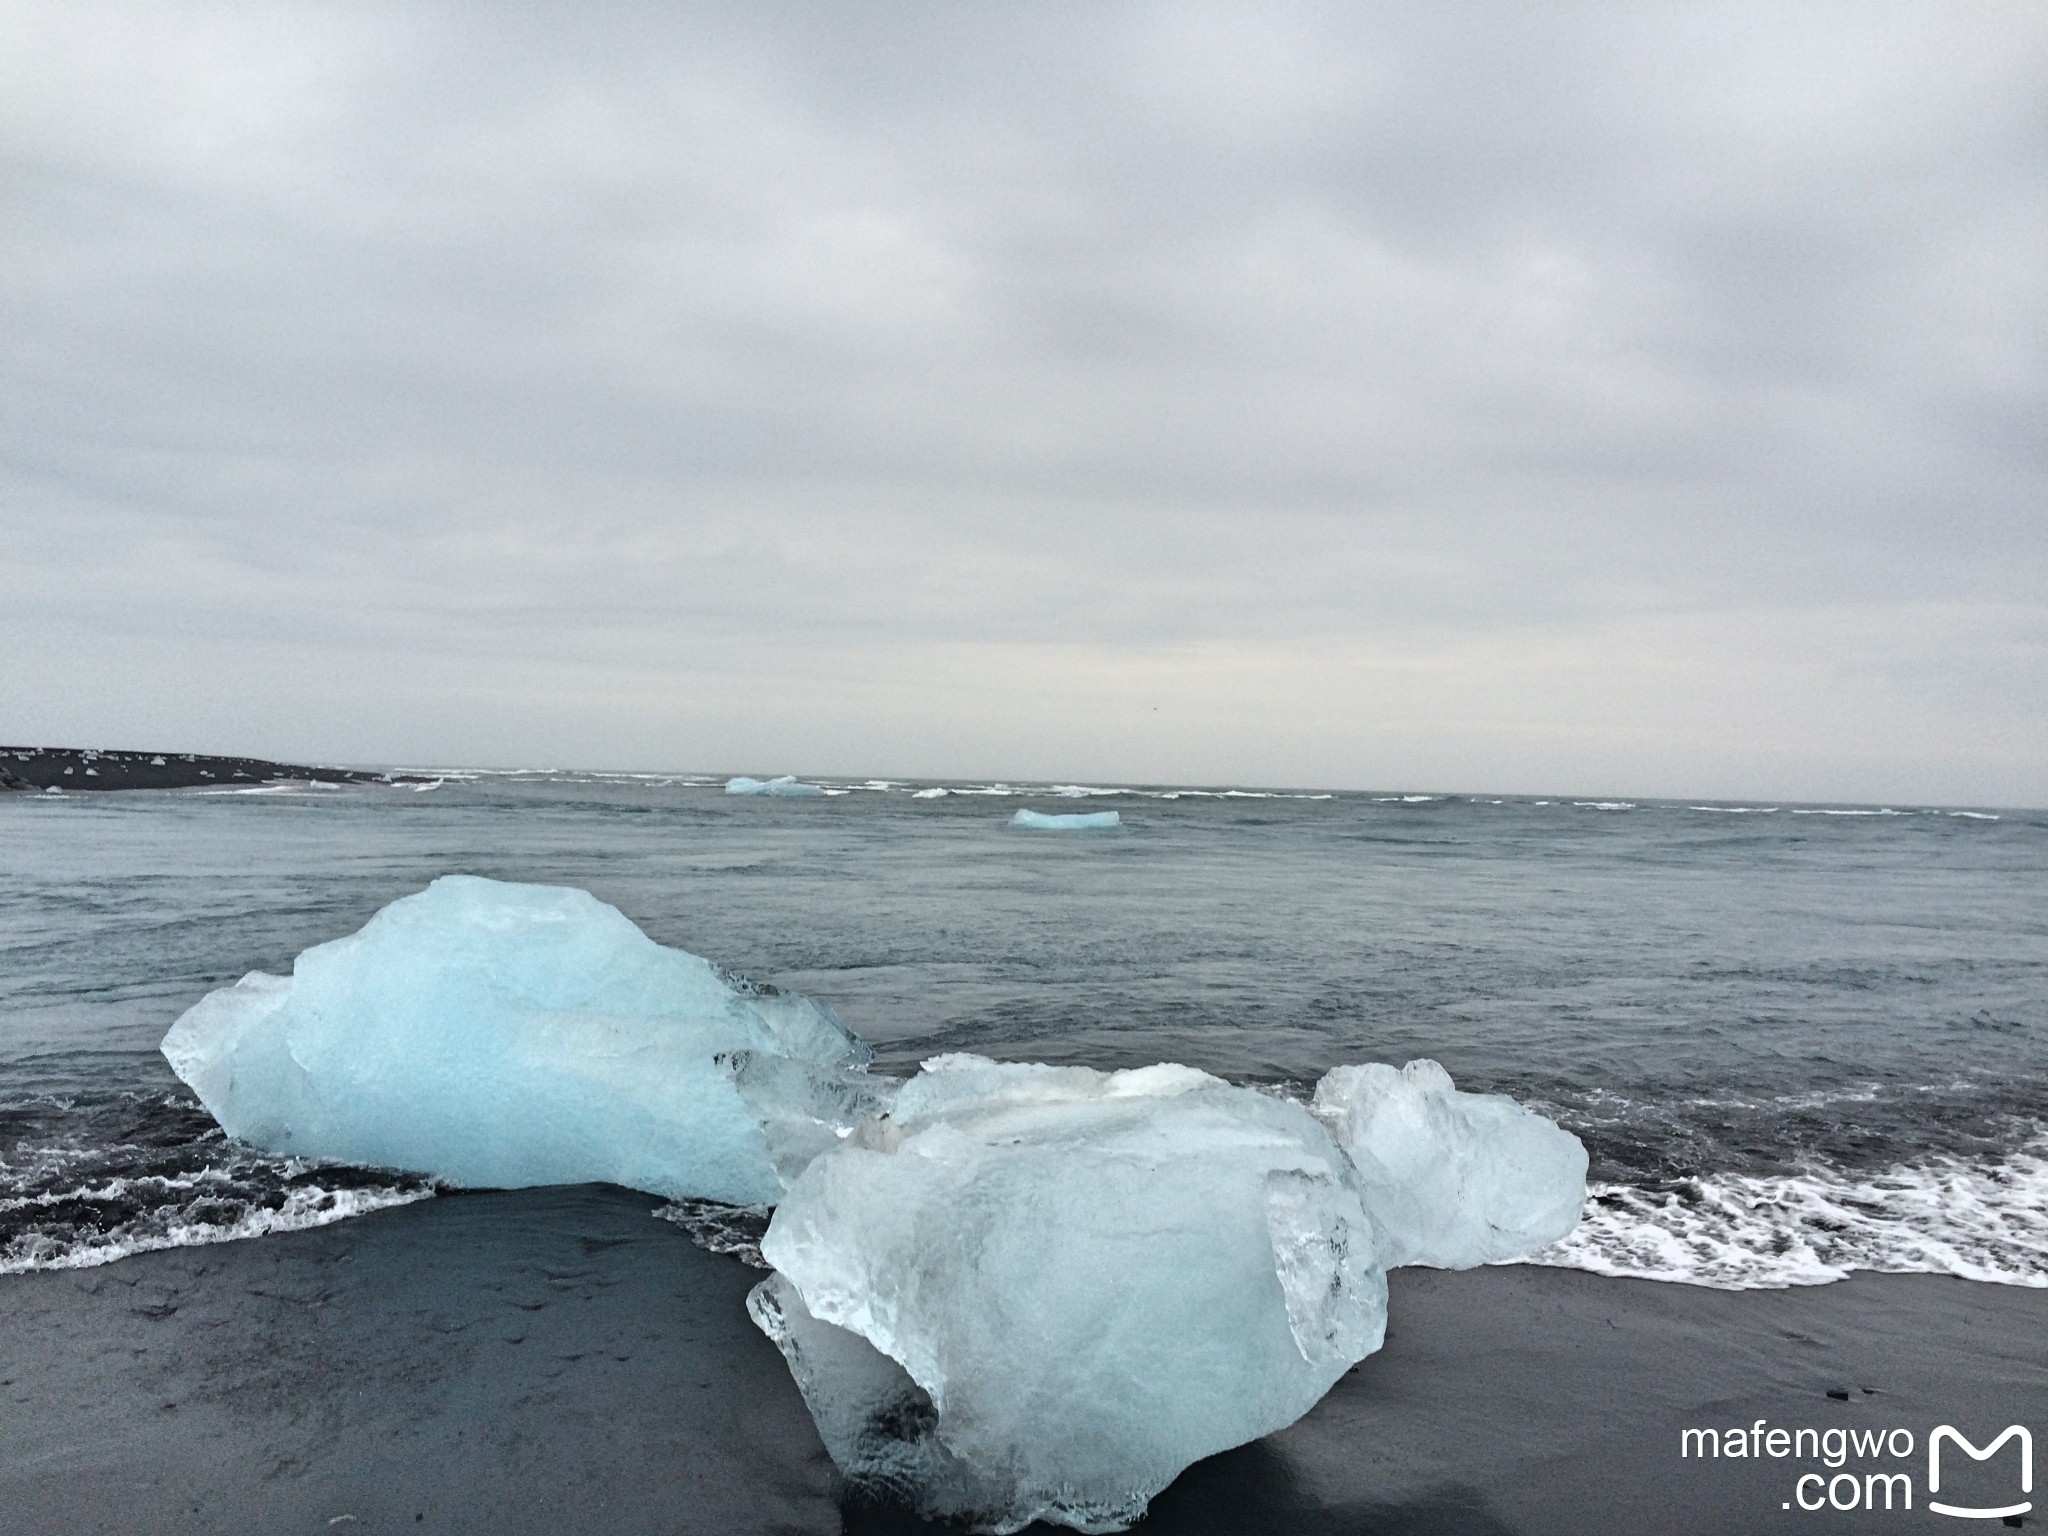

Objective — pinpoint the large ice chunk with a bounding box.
[161,876,884,1203]
[726,774,827,797]
[1010,808,1120,830]
[750,1054,1385,1533]
[1312,1059,1586,1268]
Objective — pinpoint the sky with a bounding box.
[3,2,2043,804]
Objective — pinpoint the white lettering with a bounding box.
[1822,1427,1847,1468]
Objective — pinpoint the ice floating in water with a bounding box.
[1010,808,1121,830]
[161,876,885,1204]
[1312,1059,1586,1268]
[750,1055,1387,1533]
[726,774,827,798]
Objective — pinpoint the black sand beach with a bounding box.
[3,1187,2041,1536]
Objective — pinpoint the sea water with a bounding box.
[1,772,2041,1288]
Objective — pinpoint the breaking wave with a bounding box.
[0,1092,435,1274]
[1530,1141,2048,1290]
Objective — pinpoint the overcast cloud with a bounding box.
[3,2,2042,801]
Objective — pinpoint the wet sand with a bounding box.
[2,1186,2042,1535]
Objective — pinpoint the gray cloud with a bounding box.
[3,1,2043,801]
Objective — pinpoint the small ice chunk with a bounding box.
[726,775,827,797]
[1311,1059,1586,1269]
[161,876,886,1204]
[753,1054,1384,1532]
[1010,808,1120,830]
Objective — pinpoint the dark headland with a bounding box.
[2,1187,2042,1536]
[0,746,419,792]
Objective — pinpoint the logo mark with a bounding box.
[1928,1425,2032,1520]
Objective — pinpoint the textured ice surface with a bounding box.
[726,774,827,797]
[1312,1059,1587,1268]
[751,1054,1385,1532]
[1010,808,1121,830]
[162,876,884,1203]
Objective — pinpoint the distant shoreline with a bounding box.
[0,746,419,792]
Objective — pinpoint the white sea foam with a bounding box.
[1527,1144,2048,1290]
[1950,811,2001,820]
[1789,808,1904,817]
[1688,805,1779,814]
[1574,801,1635,811]
[0,1176,436,1274]
[911,787,948,799]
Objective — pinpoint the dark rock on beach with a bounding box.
[0,746,416,792]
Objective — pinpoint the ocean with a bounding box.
[2,772,2042,1292]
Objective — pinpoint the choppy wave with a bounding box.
[1529,1143,2048,1290]
[0,1093,436,1274]
[2,1178,435,1273]
[10,1090,2046,1292]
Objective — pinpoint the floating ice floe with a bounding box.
[161,876,886,1203]
[1010,808,1121,830]
[750,1055,1389,1533]
[726,774,828,798]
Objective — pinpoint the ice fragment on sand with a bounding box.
[751,1054,1385,1533]
[1009,808,1120,830]
[161,876,884,1203]
[726,774,827,797]
[1311,1058,1587,1268]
